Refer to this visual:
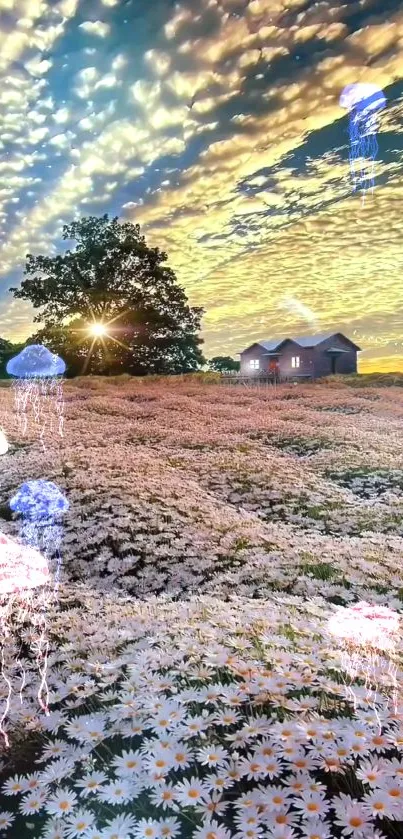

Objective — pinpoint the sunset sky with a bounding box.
[0,0,402,371]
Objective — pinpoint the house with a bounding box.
[239,332,361,379]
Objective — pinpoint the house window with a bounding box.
[249,359,260,370]
[291,356,300,369]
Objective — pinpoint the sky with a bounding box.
[0,0,402,372]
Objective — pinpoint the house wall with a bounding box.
[312,334,357,378]
[277,342,315,379]
[240,345,270,376]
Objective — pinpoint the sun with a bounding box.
[89,322,108,338]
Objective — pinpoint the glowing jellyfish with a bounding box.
[0,532,50,747]
[328,601,400,713]
[339,83,386,197]
[9,480,69,594]
[6,344,66,447]
[0,428,7,455]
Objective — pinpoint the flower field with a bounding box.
[0,373,402,839]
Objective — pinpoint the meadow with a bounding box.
[0,373,402,839]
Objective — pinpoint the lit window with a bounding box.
[249,359,260,369]
[291,356,300,369]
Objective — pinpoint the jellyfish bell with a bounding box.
[6,344,66,379]
[0,428,8,456]
[9,480,69,522]
[339,83,386,119]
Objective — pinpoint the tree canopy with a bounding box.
[10,214,206,376]
[208,355,240,373]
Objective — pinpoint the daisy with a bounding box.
[204,771,234,792]
[111,749,143,776]
[262,787,292,812]
[175,777,209,806]
[192,825,233,839]
[197,745,229,767]
[298,821,332,839]
[42,819,67,839]
[238,756,267,781]
[1,775,25,795]
[382,780,403,813]
[74,771,108,797]
[19,790,48,815]
[171,745,194,769]
[362,788,398,819]
[21,771,43,792]
[98,813,136,839]
[45,789,78,817]
[149,782,179,811]
[333,794,371,835]
[64,809,95,838]
[96,779,135,805]
[266,811,300,831]
[38,740,66,761]
[132,817,161,839]
[233,828,263,839]
[158,816,182,838]
[356,760,388,786]
[145,748,174,776]
[194,792,230,819]
[292,791,329,819]
[0,812,15,831]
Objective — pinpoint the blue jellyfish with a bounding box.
[9,480,69,594]
[339,83,386,197]
[6,344,66,446]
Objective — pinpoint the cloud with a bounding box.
[79,20,110,38]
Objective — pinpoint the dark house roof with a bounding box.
[240,332,361,355]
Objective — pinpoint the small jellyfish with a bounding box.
[339,83,386,198]
[0,428,8,456]
[6,344,66,447]
[0,532,50,746]
[9,480,69,594]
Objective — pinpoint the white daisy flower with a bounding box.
[64,808,95,837]
[356,760,388,786]
[158,816,181,838]
[45,789,78,817]
[19,789,48,815]
[42,818,67,839]
[192,825,233,839]
[362,788,398,819]
[96,778,136,805]
[292,791,329,819]
[98,814,136,839]
[196,745,229,767]
[175,776,209,806]
[171,745,194,769]
[111,749,143,776]
[132,817,161,838]
[262,786,292,811]
[333,794,371,834]
[298,821,332,839]
[149,782,179,811]
[74,771,108,797]
[1,775,25,795]
[0,812,15,831]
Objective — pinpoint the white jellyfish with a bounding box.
[0,532,50,747]
[6,344,66,448]
[339,83,386,197]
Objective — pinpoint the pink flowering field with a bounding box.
[0,373,402,839]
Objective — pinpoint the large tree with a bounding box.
[10,215,206,376]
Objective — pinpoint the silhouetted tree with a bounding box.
[209,355,240,373]
[10,215,206,376]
